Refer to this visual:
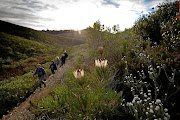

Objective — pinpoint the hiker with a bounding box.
[49,61,57,74]
[33,64,47,90]
[60,54,66,68]
[64,50,68,59]
[55,56,60,68]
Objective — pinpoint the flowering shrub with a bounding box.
[36,67,124,119]
[29,1,180,119]
[84,1,179,119]
[133,0,179,52]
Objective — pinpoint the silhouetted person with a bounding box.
[64,50,68,59]
[61,54,66,68]
[49,61,57,74]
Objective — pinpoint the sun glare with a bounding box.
[78,30,81,34]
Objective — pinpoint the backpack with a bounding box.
[41,67,46,75]
[54,64,57,70]
[64,53,68,58]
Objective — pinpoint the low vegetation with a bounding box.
[32,1,179,120]
[0,21,85,117]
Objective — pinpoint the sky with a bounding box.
[0,0,167,31]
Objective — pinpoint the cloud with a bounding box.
[0,0,166,30]
[0,0,57,29]
[102,0,120,8]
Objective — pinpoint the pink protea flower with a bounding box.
[95,59,108,68]
[73,69,84,79]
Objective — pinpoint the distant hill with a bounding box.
[44,29,87,40]
[0,20,85,47]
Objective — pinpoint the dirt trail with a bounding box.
[2,44,88,120]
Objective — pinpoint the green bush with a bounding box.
[36,67,125,119]
[0,72,38,117]
[25,57,39,63]
[83,1,179,119]
[43,55,56,63]
[0,60,53,117]
[133,1,179,52]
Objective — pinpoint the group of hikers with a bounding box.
[33,50,68,90]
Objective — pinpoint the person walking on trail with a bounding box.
[49,61,57,74]
[33,64,47,90]
[55,56,60,68]
[64,50,68,59]
[60,54,66,68]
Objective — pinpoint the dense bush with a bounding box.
[0,72,38,117]
[0,60,52,118]
[133,0,179,52]
[84,1,179,119]
[35,67,131,119]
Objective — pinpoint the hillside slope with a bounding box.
[0,20,86,118]
[0,20,85,77]
[0,20,85,47]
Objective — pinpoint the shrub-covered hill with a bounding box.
[0,20,85,118]
[0,20,84,47]
[0,20,85,79]
[0,32,46,59]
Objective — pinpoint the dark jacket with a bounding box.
[61,55,66,63]
[64,52,68,58]
[34,67,47,77]
[49,63,57,70]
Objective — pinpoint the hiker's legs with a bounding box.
[56,64,58,68]
[61,62,64,68]
[42,79,46,87]
[38,76,43,88]
[39,76,46,88]
[51,69,55,74]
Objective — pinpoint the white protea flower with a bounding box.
[150,105,153,109]
[155,106,160,111]
[144,93,147,98]
[164,108,168,112]
[126,102,133,106]
[95,59,108,68]
[132,95,139,103]
[155,99,161,104]
[149,109,154,113]
[164,117,168,120]
[165,113,170,117]
[73,69,84,79]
